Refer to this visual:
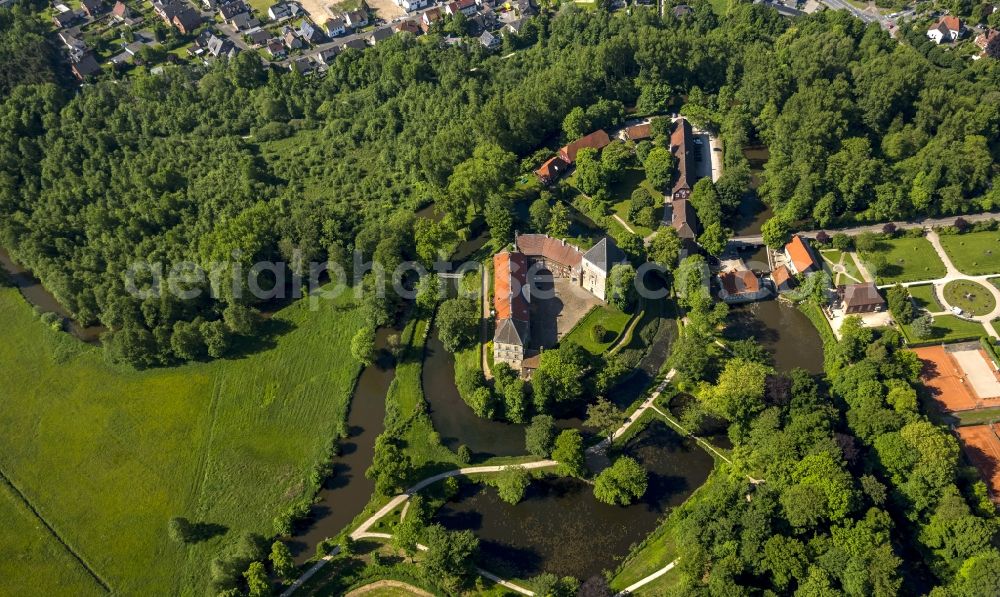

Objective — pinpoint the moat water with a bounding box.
[434,420,713,580]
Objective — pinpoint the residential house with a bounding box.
[369,26,394,44]
[504,17,525,35]
[558,129,611,164]
[207,34,238,57]
[316,45,340,65]
[344,8,368,28]
[975,29,999,58]
[513,0,534,15]
[770,265,793,293]
[394,19,420,34]
[267,2,291,19]
[421,6,441,31]
[324,16,346,36]
[52,10,80,28]
[283,29,303,49]
[80,0,104,18]
[446,0,476,16]
[229,12,259,30]
[266,39,286,57]
[290,56,313,73]
[784,235,818,275]
[59,32,88,61]
[671,3,692,15]
[534,156,567,185]
[468,9,497,34]
[172,8,201,34]
[398,0,428,11]
[247,28,270,46]
[670,117,693,200]
[111,0,130,20]
[123,40,146,55]
[219,0,248,20]
[202,0,217,9]
[153,0,183,21]
[479,30,500,49]
[342,37,367,50]
[718,270,771,304]
[71,52,101,80]
[927,15,964,44]
[298,21,324,43]
[623,122,652,141]
[841,282,885,314]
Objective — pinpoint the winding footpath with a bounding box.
[280,462,557,597]
[282,371,685,596]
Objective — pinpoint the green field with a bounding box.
[0,285,366,594]
[563,304,633,354]
[938,230,1000,276]
[908,284,943,312]
[859,237,946,284]
[942,280,996,317]
[820,249,863,284]
[901,314,986,344]
[0,480,104,596]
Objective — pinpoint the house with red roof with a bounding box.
[784,235,818,275]
[927,15,964,44]
[718,270,771,303]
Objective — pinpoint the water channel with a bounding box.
[434,420,714,580]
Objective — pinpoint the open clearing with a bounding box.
[859,236,946,284]
[0,285,365,593]
[937,230,1000,276]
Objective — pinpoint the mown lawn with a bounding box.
[0,480,104,596]
[0,285,366,594]
[938,230,1000,276]
[942,280,996,317]
[908,283,943,312]
[901,314,986,344]
[859,237,946,284]
[563,304,633,354]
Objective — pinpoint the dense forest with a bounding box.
[0,1,998,366]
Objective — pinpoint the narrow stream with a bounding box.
[287,327,396,562]
[0,248,105,342]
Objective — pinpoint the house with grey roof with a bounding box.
[581,237,627,301]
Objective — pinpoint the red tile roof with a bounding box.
[671,118,692,198]
[515,233,583,269]
[535,156,567,181]
[559,129,611,164]
[771,264,792,287]
[720,270,760,296]
[624,123,652,141]
[785,235,817,274]
[494,251,529,321]
[938,15,961,31]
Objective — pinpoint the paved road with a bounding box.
[731,212,1000,246]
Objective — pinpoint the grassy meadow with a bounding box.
[0,479,104,596]
[0,284,366,594]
